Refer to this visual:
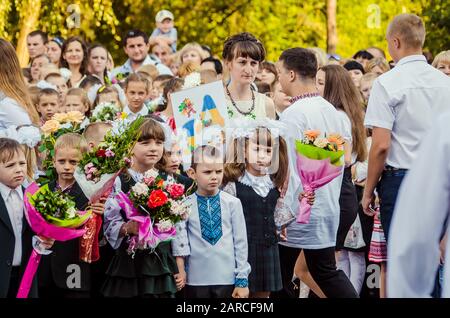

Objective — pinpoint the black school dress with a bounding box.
[101,172,178,298]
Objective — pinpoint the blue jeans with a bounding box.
[376,169,407,242]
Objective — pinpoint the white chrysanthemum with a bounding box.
[131,182,149,196]
[66,207,77,219]
[111,118,132,136]
[156,219,173,232]
[92,102,120,118]
[182,72,201,89]
[144,169,159,179]
[313,137,328,149]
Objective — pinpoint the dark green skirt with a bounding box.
[101,241,178,298]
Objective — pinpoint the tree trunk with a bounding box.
[326,0,337,54]
[16,0,42,67]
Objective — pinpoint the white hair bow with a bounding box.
[0,125,41,148]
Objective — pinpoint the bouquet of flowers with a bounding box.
[17,183,91,298]
[74,116,144,262]
[90,102,122,122]
[38,111,85,184]
[295,130,345,224]
[116,169,191,256]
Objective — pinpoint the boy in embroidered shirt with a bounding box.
[172,145,250,298]
[150,10,177,53]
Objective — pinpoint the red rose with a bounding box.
[166,183,185,198]
[96,149,106,157]
[147,189,168,208]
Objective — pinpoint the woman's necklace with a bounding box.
[226,85,256,119]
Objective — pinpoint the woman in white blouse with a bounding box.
[0,39,40,129]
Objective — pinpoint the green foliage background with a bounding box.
[0,0,448,63]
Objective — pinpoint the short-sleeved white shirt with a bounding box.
[364,55,450,169]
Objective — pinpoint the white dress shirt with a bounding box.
[123,105,149,122]
[387,111,450,297]
[280,96,348,249]
[0,92,32,130]
[364,55,450,169]
[110,55,173,79]
[0,183,24,266]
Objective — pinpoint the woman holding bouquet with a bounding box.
[102,118,181,298]
[222,33,276,120]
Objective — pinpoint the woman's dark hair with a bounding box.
[157,77,184,112]
[123,29,148,47]
[279,47,318,80]
[88,43,109,80]
[79,75,102,90]
[352,50,374,61]
[201,57,223,75]
[60,36,88,75]
[222,32,266,62]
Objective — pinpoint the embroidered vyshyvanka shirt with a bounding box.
[172,191,251,286]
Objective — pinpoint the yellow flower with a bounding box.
[52,113,68,123]
[41,120,60,135]
[65,111,85,123]
[120,112,128,119]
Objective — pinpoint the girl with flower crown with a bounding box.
[222,119,289,297]
[102,118,184,298]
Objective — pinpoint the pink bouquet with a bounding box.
[16,182,91,298]
[296,130,344,224]
[116,169,191,256]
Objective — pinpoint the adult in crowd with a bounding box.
[432,50,450,76]
[88,44,109,84]
[150,42,172,66]
[111,30,172,79]
[278,47,357,298]
[222,32,275,120]
[179,42,208,67]
[200,57,223,79]
[60,36,89,88]
[27,30,48,60]
[0,39,40,128]
[362,14,450,242]
[46,36,64,67]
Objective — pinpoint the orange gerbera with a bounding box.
[304,130,321,141]
[327,134,345,145]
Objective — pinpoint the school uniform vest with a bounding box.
[235,182,279,246]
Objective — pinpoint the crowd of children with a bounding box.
[0,10,449,299]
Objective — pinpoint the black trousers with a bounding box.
[270,244,301,298]
[6,267,20,298]
[303,247,359,298]
[185,285,234,298]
